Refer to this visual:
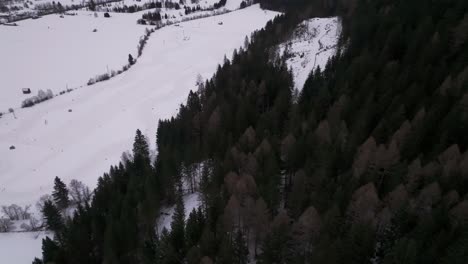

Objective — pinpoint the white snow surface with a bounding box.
[0,10,149,111]
[156,192,201,233]
[278,17,341,91]
[0,4,278,212]
[0,231,51,263]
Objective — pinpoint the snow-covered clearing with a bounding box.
[0,231,51,264]
[0,10,149,111]
[156,192,202,233]
[0,3,277,224]
[277,17,341,91]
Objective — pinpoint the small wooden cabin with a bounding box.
[22,88,31,94]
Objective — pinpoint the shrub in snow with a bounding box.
[104,12,110,18]
[87,72,110,85]
[19,216,42,231]
[21,89,54,108]
[1,204,31,220]
[0,218,14,232]
[8,108,16,118]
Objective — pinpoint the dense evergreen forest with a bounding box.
[34,0,468,263]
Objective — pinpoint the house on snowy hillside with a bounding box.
[22,88,31,94]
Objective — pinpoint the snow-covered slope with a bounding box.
[0,5,277,263]
[0,11,149,111]
[156,192,202,233]
[0,232,50,264]
[0,4,277,211]
[277,17,341,91]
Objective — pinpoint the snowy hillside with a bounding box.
[0,0,248,112]
[277,17,341,91]
[0,232,50,264]
[0,10,149,111]
[0,3,277,219]
[0,5,277,262]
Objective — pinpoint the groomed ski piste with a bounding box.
[0,3,278,263]
[277,16,341,91]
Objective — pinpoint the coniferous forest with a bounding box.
[34,0,468,263]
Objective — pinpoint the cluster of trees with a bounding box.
[21,89,54,108]
[0,204,32,232]
[40,177,91,233]
[0,178,90,234]
[184,5,201,15]
[213,0,226,9]
[110,2,163,14]
[34,0,468,263]
[141,10,163,22]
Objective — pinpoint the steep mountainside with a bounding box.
[30,0,468,263]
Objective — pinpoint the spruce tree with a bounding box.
[42,200,64,232]
[52,176,69,210]
[32,258,43,264]
[170,184,186,260]
[41,236,65,264]
[133,129,150,162]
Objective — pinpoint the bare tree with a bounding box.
[69,179,91,206]
[36,194,52,213]
[1,204,31,220]
[20,216,42,231]
[0,218,13,232]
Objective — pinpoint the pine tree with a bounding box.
[42,199,64,232]
[52,176,69,210]
[41,236,61,263]
[133,129,150,162]
[32,258,43,264]
[128,54,135,65]
[186,208,204,249]
[170,185,186,260]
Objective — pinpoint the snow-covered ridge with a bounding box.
[277,16,341,91]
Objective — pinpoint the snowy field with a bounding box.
[0,10,149,111]
[0,2,276,210]
[277,17,341,91]
[0,5,277,262]
[0,232,51,264]
[0,0,247,112]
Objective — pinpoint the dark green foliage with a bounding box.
[42,199,64,233]
[170,186,186,260]
[52,176,69,210]
[185,208,205,249]
[41,237,63,264]
[32,258,42,264]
